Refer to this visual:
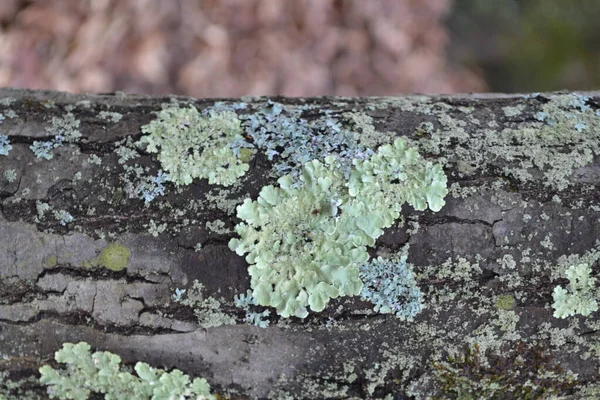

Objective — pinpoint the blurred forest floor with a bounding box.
[0,0,486,97]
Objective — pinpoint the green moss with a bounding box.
[89,243,131,272]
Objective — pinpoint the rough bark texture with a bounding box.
[1,88,600,399]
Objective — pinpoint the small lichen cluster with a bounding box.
[0,371,41,400]
[132,170,169,204]
[416,93,600,192]
[234,289,270,328]
[30,113,81,160]
[359,255,423,321]
[3,169,16,183]
[0,112,15,156]
[52,210,73,226]
[176,280,236,328]
[138,105,250,186]
[39,342,214,400]
[552,263,598,319]
[229,137,447,318]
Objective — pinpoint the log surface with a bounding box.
[0,88,600,399]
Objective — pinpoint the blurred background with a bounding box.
[0,0,597,97]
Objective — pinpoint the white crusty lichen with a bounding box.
[229,138,448,318]
[138,105,251,186]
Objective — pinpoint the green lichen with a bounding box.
[86,243,131,272]
[138,105,250,186]
[147,219,167,237]
[229,137,448,318]
[98,110,123,123]
[0,371,41,400]
[39,342,214,400]
[552,263,598,318]
[205,219,231,235]
[495,294,516,310]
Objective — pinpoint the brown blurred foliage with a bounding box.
[0,0,485,97]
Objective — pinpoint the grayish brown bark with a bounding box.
[0,88,600,399]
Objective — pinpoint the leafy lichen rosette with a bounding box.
[229,138,448,318]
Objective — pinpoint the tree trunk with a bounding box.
[1,87,600,399]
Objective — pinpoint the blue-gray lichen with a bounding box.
[30,113,81,160]
[359,255,423,321]
[0,135,11,156]
[241,101,373,185]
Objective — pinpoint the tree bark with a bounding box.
[1,87,600,399]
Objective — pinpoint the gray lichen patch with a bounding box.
[404,93,600,193]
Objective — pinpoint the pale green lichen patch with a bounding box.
[3,169,16,183]
[0,371,41,400]
[205,219,231,235]
[552,263,598,318]
[86,242,131,271]
[138,105,251,186]
[229,138,448,318]
[43,255,58,268]
[39,342,215,400]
